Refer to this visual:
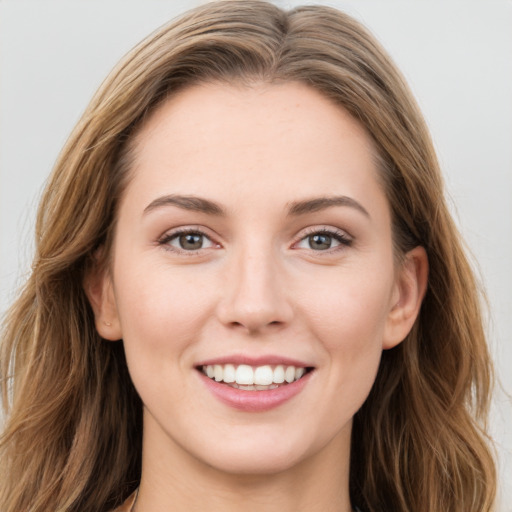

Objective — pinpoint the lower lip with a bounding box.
[198,370,313,412]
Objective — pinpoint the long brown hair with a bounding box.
[0,2,495,510]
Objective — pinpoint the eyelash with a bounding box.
[158,227,218,255]
[292,226,353,253]
[157,226,353,255]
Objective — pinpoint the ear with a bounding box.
[383,246,428,350]
[83,252,123,341]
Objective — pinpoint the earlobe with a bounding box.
[383,246,428,350]
[83,255,123,341]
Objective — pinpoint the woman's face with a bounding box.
[90,81,425,476]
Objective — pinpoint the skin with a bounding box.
[86,81,428,512]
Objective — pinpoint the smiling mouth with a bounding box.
[199,364,314,391]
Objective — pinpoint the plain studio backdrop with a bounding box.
[0,0,511,509]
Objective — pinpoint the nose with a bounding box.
[215,246,293,334]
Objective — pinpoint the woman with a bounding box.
[0,1,496,511]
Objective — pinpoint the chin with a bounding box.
[190,426,334,477]
[203,446,308,476]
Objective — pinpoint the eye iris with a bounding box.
[179,233,203,250]
[309,233,332,250]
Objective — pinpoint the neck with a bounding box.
[135,413,353,512]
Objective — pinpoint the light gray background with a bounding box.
[1,0,511,508]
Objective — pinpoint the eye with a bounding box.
[160,229,216,252]
[294,228,352,251]
[306,233,335,251]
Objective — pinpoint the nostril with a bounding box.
[227,318,285,334]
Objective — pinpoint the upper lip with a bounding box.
[195,354,314,368]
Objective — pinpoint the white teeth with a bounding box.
[285,366,296,383]
[223,364,235,383]
[202,363,309,387]
[254,365,273,385]
[214,364,223,382]
[273,365,285,383]
[236,364,254,385]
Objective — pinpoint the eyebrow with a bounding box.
[143,194,226,216]
[143,194,370,218]
[287,196,370,218]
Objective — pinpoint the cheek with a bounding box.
[111,264,220,411]
[113,262,217,359]
[298,265,393,390]
[301,268,393,345]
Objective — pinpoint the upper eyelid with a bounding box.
[294,225,352,240]
[158,226,217,241]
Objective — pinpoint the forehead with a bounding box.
[122,81,386,218]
